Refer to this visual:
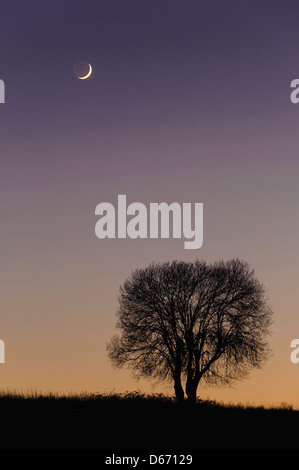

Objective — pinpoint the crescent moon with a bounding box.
[78,63,92,80]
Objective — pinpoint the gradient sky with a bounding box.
[1,0,299,407]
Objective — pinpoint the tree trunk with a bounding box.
[174,378,185,403]
[185,350,201,404]
[185,376,200,404]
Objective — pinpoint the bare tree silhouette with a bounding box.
[107,259,273,403]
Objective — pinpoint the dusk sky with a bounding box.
[1,1,299,407]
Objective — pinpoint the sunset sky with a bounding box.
[1,0,299,408]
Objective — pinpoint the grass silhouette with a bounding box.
[0,390,297,449]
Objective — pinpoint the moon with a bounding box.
[78,63,92,80]
[74,61,93,80]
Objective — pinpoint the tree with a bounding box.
[107,259,273,403]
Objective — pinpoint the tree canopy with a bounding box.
[107,259,273,402]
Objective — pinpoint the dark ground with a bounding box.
[0,392,298,450]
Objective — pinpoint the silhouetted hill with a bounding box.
[0,391,298,450]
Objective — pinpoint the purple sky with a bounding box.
[1,1,299,406]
